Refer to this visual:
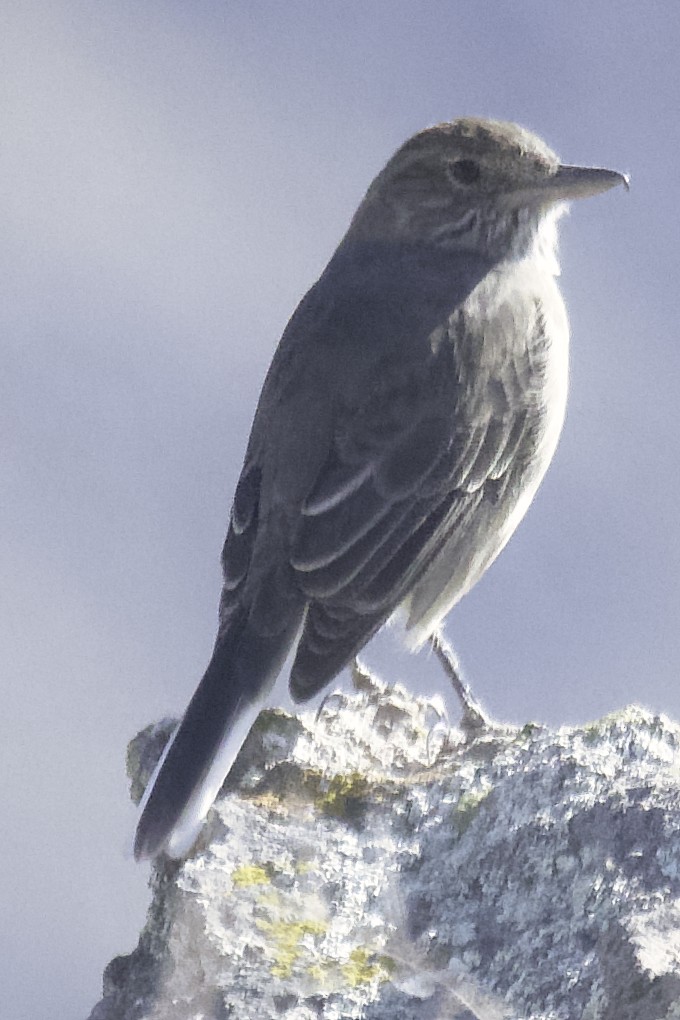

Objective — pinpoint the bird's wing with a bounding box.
[220,263,546,703]
[288,332,534,700]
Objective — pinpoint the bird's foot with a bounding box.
[429,631,493,741]
[315,658,385,724]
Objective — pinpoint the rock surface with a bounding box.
[89,676,680,1020]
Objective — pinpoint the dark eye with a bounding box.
[451,159,481,185]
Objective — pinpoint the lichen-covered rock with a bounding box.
[90,677,680,1020]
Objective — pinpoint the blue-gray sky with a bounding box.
[2,2,679,1016]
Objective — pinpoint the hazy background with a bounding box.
[2,2,679,1016]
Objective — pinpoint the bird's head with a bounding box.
[346,118,628,266]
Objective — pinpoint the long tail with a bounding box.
[133,608,301,860]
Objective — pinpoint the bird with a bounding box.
[134,118,627,860]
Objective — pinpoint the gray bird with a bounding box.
[134,118,627,860]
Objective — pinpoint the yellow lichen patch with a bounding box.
[315,771,370,821]
[231,863,271,888]
[341,947,394,987]
[454,788,490,834]
[257,918,328,979]
[246,790,289,813]
[306,962,327,984]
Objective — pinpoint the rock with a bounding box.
[89,677,680,1020]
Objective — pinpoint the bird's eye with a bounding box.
[450,159,481,185]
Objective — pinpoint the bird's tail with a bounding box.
[133,608,300,860]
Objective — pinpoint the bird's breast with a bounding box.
[454,258,569,459]
[403,260,570,643]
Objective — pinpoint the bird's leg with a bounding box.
[351,656,385,694]
[429,630,492,739]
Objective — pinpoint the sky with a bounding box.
[2,2,679,1016]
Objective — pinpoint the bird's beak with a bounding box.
[541,164,630,202]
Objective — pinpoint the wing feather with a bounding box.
[220,282,550,706]
[290,403,526,698]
